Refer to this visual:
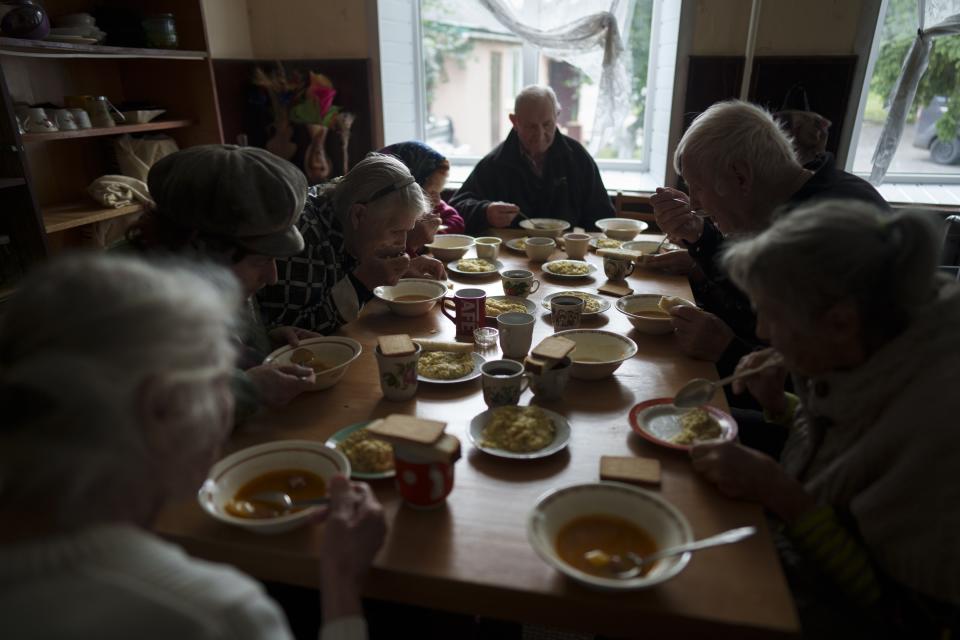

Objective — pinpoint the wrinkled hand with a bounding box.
[732,348,789,415]
[317,477,387,587]
[669,305,734,362]
[404,255,447,280]
[267,325,323,348]
[486,201,520,228]
[246,364,315,408]
[643,249,696,276]
[650,187,704,243]
[353,245,412,289]
[407,214,442,253]
[691,441,815,522]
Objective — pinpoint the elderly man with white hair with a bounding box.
[451,85,614,234]
[648,100,888,378]
[0,254,386,640]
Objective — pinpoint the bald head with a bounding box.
[510,85,560,159]
[514,85,561,114]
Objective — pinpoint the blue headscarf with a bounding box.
[379,141,447,188]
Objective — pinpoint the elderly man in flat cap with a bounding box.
[128,144,320,419]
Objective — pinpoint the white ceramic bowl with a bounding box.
[622,240,681,255]
[120,109,165,124]
[519,218,571,238]
[527,482,693,590]
[264,337,362,390]
[524,236,556,262]
[553,329,638,379]
[425,234,475,262]
[199,440,351,535]
[616,294,694,335]
[374,278,447,316]
[595,218,649,241]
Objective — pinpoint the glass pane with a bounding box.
[421,0,655,162]
[421,0,522,157]
[852,0,960,177]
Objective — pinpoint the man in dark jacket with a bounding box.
[450,85,614,235]
[649,100,888,378]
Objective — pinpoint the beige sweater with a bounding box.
[781,281,960,604]
[0,525,366,640]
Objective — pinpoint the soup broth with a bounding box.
[225,469,326,519]
[556,514,658,578]
[633,309,670,319]
[394,295,432,302]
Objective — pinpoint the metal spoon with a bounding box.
[672,356,784,409]
[516,210,549,229]
[670,198,711,218]
[249,491,330,510]
[608,526,757,579]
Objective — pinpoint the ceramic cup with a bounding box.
[563,233,591,260]
[551,295,585,332]
[497,311,535,360]
[441,288,486,338]
[501,269,540,298]
[475,236,502,261]
[393,442,456,509]
[375,343,421,401]
[529,356,572,400]
[481,359,530,408]
[604,257,635,281]
[24,107,57,133]
[69,108,92,129]
[525,236,556,262]
[52,108,77,131]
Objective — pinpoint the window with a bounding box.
[849,0,960,187]
[420,0,654,165]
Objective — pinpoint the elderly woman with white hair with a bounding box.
[258,152,445,334]
[0,254,385,640]
[648,100,888,376]
[689,201,960,636]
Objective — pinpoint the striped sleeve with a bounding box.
[786,505,882,607]
[763,392,800,427]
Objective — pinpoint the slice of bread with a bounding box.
[658,295,689,313]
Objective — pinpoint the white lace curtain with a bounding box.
[477,0,633,157]
[870,0,960,184]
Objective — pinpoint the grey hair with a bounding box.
[0,253,241,528]
[330,152,429,221]
[722,200,940,336]
[675,100,800,192]
[514,84,561,114]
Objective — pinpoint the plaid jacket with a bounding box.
[257,185,360,334]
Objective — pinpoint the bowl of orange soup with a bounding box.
[527,482,693,590]
[199,440,351,534]
[374,278,448,317]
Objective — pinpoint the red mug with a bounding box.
[441,288,486,338]
[393,443,456,509]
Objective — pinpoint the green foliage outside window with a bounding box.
[869,0,960,141]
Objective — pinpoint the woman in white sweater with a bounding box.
[0,254,385,640]
[689,200,959,636]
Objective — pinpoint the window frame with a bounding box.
[844,0,960,189]
[406,0,681,182]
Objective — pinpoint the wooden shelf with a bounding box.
[0,177,25,189]
[42,201,145,234]
[22,119,193,143]
[0,37,207,60]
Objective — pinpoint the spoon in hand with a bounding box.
[606,526,757,579]
[672,356,784,409]
[516,210,549,229]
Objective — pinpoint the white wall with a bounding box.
[201,0,254,58]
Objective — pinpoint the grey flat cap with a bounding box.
[148,144,307,257]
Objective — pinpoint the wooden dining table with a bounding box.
[154,230,800,639]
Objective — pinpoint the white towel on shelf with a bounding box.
[87,175,154,209]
